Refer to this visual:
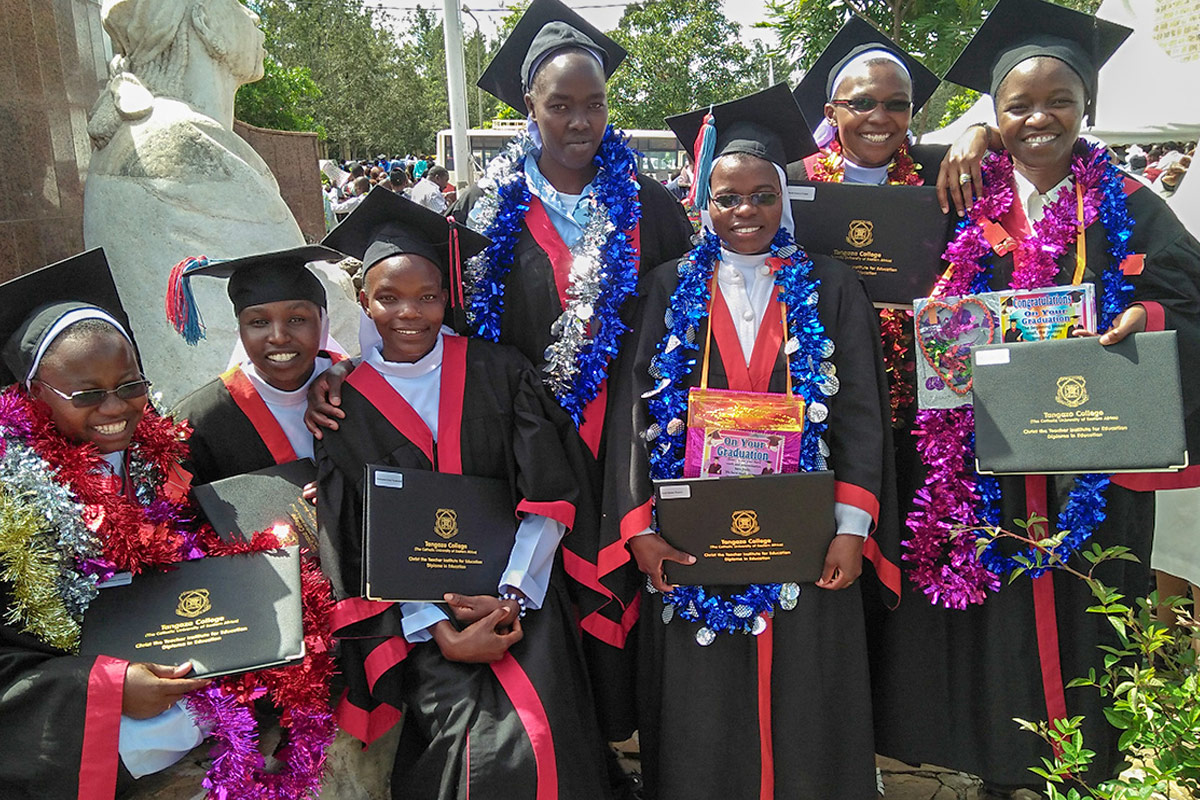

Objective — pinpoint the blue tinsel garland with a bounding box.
[645,228,836,638]
[975,146,1134,577]
[467,126,642,425]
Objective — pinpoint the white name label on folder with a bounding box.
[374,471,404,489]
[787,186,816,202]
[659,485,692,500]
[975,349,1011,366]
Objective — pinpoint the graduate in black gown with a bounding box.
[168,246,347,484]
[869,0,1200,792]
[314,194,610,799]
[0,251,210,799]
[787,16,945,186]
[604,85,900,800]
[450,0,694,740]
[786,19,950,534]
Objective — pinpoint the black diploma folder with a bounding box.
[191,460,317,545]
[362,465,517,603]
[972,332,1188,474]
[79,547,305,678]
[789,182,952,307]
[655,471,836,585]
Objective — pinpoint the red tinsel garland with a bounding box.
[8,387,336,798]
[17,388,197,573]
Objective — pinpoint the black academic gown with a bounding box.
[0,615,139,799]
[789,144,950,505]
[314,337,609,800]
[175,354,338,485]
[452,173,694,739]
[604,251,901,800]
[871,170,1200,788]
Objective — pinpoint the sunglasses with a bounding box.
[35,378,152,408]
[831,98,913,113]
[710,192,781,210]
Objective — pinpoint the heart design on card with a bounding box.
[915,298,996,396]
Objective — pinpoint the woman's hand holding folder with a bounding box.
[431,609,523,664]
[628,534,696,594]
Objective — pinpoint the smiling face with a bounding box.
[237,299,323,391]
[707,154,783,255]
[525,50,608,191]
[826,59,913,168]
[359,255,447,363]
[31,326,146,454]
[995,57,1086,183]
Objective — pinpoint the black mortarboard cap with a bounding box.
[943,0,1131,123]
[792,16,940,126]
[0,248,138,386]
[666,84,818,171]
[165,245,343,345]
[175,245,342,316]
[321,187,490,291]
[477,0,626,113]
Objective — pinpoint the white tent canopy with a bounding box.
[922,0,1200,146]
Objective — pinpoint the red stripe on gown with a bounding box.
[710,307,779,792]
[364,637,412,692]
[526,196,645,642]
[220,365,298,465]
[330,596,395,635]
[345,363,435,464]
[526,196,625,459]
[834,480,881,526]
[336,689,403,748]
[1025,475,1069,734]
[490,654,559,800]
[832,478,896,598]
[435,335,467,475]
[756,615,775,800]
[78,655,127,800]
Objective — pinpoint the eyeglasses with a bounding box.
[710,192,781,210]
[831,98,913,114]
[34,378,152,408]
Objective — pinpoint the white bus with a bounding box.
[437,121,686,186]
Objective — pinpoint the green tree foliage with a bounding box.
[234,53,322,134]
[244,0,500,159]
[607,0,772,130]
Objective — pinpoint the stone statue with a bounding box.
[83,0,358,405]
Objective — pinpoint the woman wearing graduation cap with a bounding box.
[166,245,348,485]
[605,84,900,799]
[0,250,212,798]
[314,190,611,799]
[451,0,694,732]
[789,16,952,528]
[870,0,1200,792]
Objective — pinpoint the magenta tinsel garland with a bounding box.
[906,143,1117,609]
[903,407,1001,609]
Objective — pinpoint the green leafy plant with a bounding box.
[966,519,1200,799]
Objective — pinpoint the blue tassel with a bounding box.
[165,256,209,345]
[691,109,717,209]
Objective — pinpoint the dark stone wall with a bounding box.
[0,0,107,282]
[233,120,327,243]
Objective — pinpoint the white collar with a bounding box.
[101,450,125,479]
[1012,169,1074,224]
[242,358,325,407]
[366,330,447,379]
[719,247,770,268]
[842,155,890,186]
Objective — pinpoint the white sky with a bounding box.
[371,0,779,48]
